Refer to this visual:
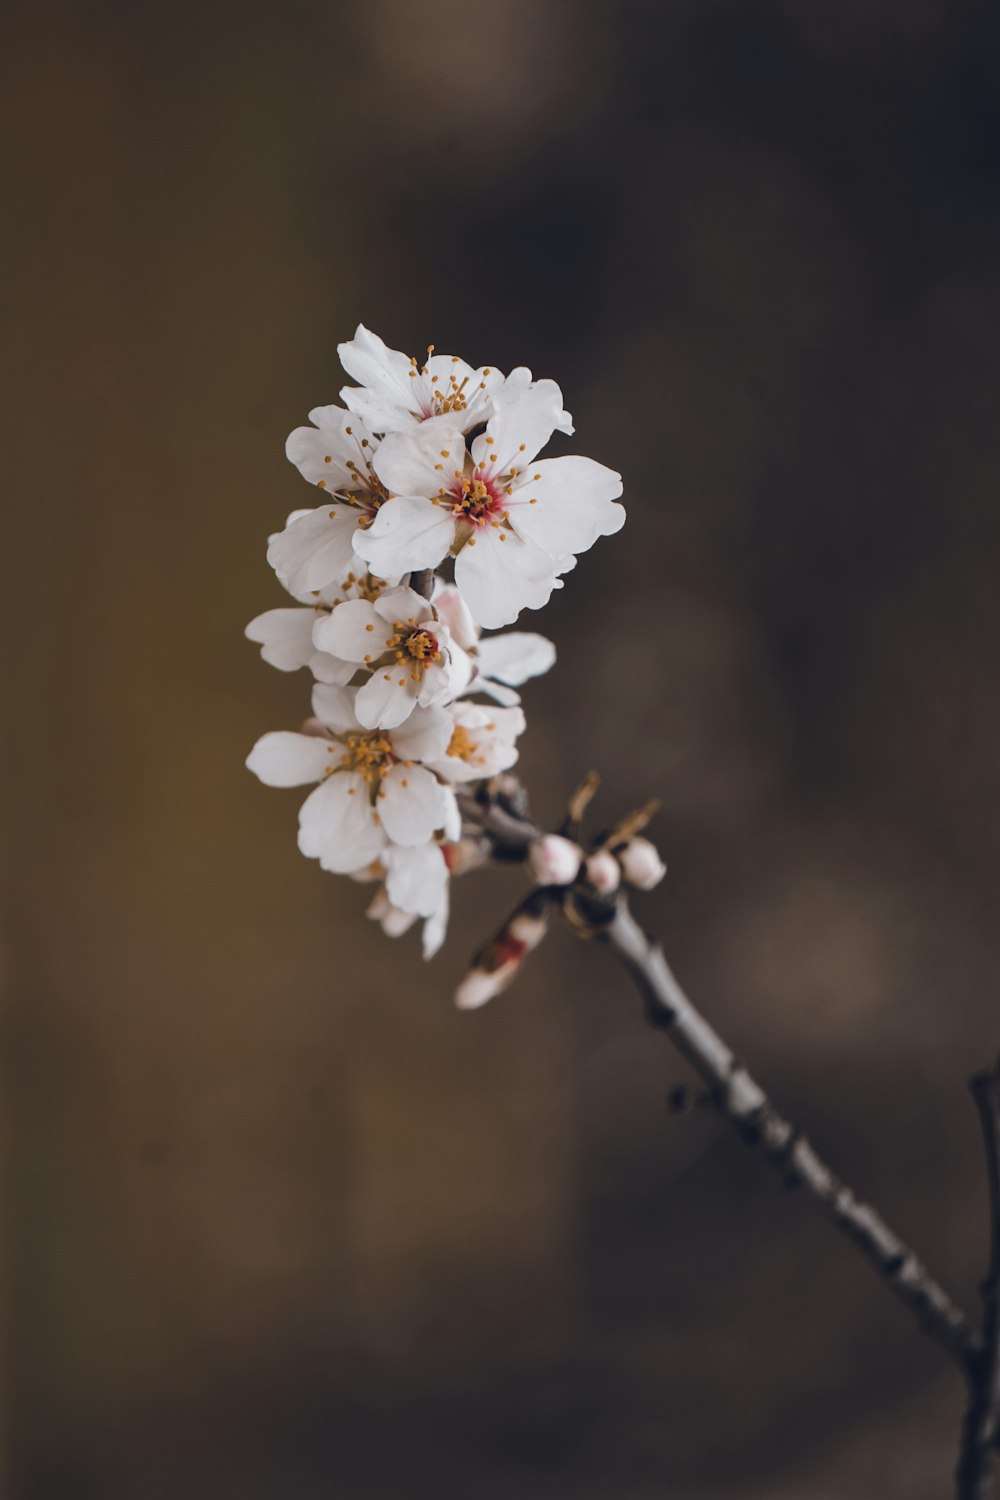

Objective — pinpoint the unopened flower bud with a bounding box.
[455,901,549,1011]
[585,849,621,895]
[528,834,583,887]
[619,836,667,891]
[455,969,506,1010]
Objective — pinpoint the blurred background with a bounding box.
[4,0,1000,1494]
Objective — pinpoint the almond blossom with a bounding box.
[430,701,526,783]
[338,325,505,435]
[245,565,389,684]
[245,684,458,875]
[266,408,394,597]
[338,325,575,440]
[246,326,628,966]
[312,584,471,730]
[354,373,625,627]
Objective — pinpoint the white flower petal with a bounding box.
[285,407,369,491]
[432,582,479,651]
[266,505,364,595]
[390,703,452,762]
[309,650,357,686]
[446,639,476,696]
[422,881,450,959]
[246,731,334,787]
[372,584,431,626]
[384,843,449,918]
[379,764,448,846]
[355,668,418,730]
[440,784,462,842]
[354,496,456,577]
[298,771,386,872]
[476,370,568,471]
[314,598,388,661]
[311,682,362,735]
[476,631,556,686]
[507,457,625,556]
[338,325,415,407]
[339,385,414,434]
[470,676,521,707]
[453,527,558,629]
[372,425,465,499]
[245,609,319,672]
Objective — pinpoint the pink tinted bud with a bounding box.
[619,836,667,891]
[528,834,583,887]
[585,849,621,895]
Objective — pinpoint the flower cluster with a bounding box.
[246,326,626,956]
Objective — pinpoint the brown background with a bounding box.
[4,1,1000,1495]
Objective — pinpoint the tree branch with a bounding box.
[956,1063,1000,1497]
[457,785,984,1383]
[408,568,435,599]
[600,901,983,1381]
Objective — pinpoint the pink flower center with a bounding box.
[448,467,506,527]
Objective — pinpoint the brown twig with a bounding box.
[409,568,435,599]
[601,901,983,1381]
[956,1063,1000,1497]
[457,781,984,1386]
[562,770,601,839]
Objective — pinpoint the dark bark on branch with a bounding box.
[956,1064,1000,1497]
[459,782,994,1489]
[408,569,435,599]
[601,902,983,1379]
[460,789,982,1375]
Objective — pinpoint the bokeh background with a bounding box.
[5,0,1000,1495]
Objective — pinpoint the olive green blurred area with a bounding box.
[4,0,1000,1495]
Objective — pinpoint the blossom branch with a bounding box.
[408,568,435,600]
[600,899,983,1380]
[248,325,991,1490]
[457,782,983,1382]
[956,1063,1000,1496]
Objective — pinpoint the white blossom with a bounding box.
[338,325,505,435]
[245,684,457,875]
[354,374,624,628]
[312,585,471,730]
[429,701,526,783]
[246,326,630,970]
[266,408,396,597]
